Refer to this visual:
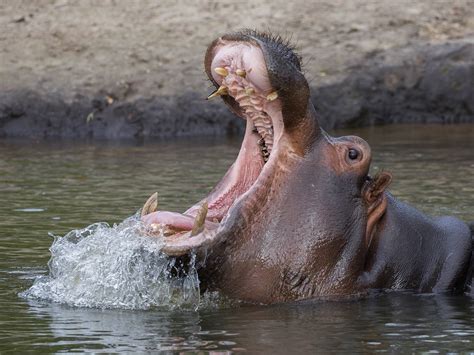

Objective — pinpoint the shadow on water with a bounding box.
[0,124,473,352]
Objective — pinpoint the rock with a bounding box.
[1,39,473,139]
[313,38,474,129]
[0,90,242,139]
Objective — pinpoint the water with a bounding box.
[0,124,473,352]
[23,217,201,311]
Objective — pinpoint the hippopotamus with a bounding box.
[141,30,473,304]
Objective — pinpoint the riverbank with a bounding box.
[1,0,473,139]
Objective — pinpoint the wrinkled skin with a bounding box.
[141,30,473,304]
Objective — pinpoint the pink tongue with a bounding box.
[142,211,217,231]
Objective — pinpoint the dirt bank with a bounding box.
[1,0,473,139]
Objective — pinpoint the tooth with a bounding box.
[207,86,228,100]
[214,67,228,77]
[266,91,278,102]
[141,192,158,217]
[191,201,208,236]
[236,69,246,78]
[234,89,248,101]
[150,222,174,237]
[150,223,160,232]
[250,97,261,105]
[245,87,255,95]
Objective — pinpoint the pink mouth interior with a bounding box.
[142,40,282,235]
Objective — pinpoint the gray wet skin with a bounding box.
[143,30,473,304]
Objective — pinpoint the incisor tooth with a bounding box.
[191,201,208,236]
[207,85,228,100]
[236,69,246,78]
[266,91,278,102]
[150,223,160,232]
[214,67,228,77]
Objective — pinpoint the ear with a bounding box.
[363,172,392,204]
[362,172,392,248]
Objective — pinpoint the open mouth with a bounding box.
[208,42,281,162]
[141,34,288,255]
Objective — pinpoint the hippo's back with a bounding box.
[364,196,472,294]
[465,222,474,294]
[432,215,472,293]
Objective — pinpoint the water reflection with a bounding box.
[27,300,205,352]
[22,293,474,352]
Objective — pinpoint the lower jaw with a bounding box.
[142,119,278,240]
[141,126,301,258]
[155,144,285,257]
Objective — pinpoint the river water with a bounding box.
[0,125,473,353]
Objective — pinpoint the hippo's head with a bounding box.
[142,30,393,303]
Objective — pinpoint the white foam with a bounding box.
[21,214,201,310]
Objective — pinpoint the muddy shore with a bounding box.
[1,0,473,139]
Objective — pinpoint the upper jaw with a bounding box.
[206,38,284,160]
[205,31,321,154]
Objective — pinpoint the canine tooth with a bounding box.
[214,67,228,77]
[141,192,158,217]
[236,69,246,78]
[191,201,208,236]
[245,87,255,95]
[266,91,278,101]
[207,85,228,100]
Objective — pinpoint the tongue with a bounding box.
[142,211,218,231]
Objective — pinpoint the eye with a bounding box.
[348,148,360,160]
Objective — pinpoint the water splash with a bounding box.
[22,214,201,310]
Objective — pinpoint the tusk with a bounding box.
[207,85,228,100]
[141,192,158,217]
[191,201,208,236]
[214,67,229,77]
